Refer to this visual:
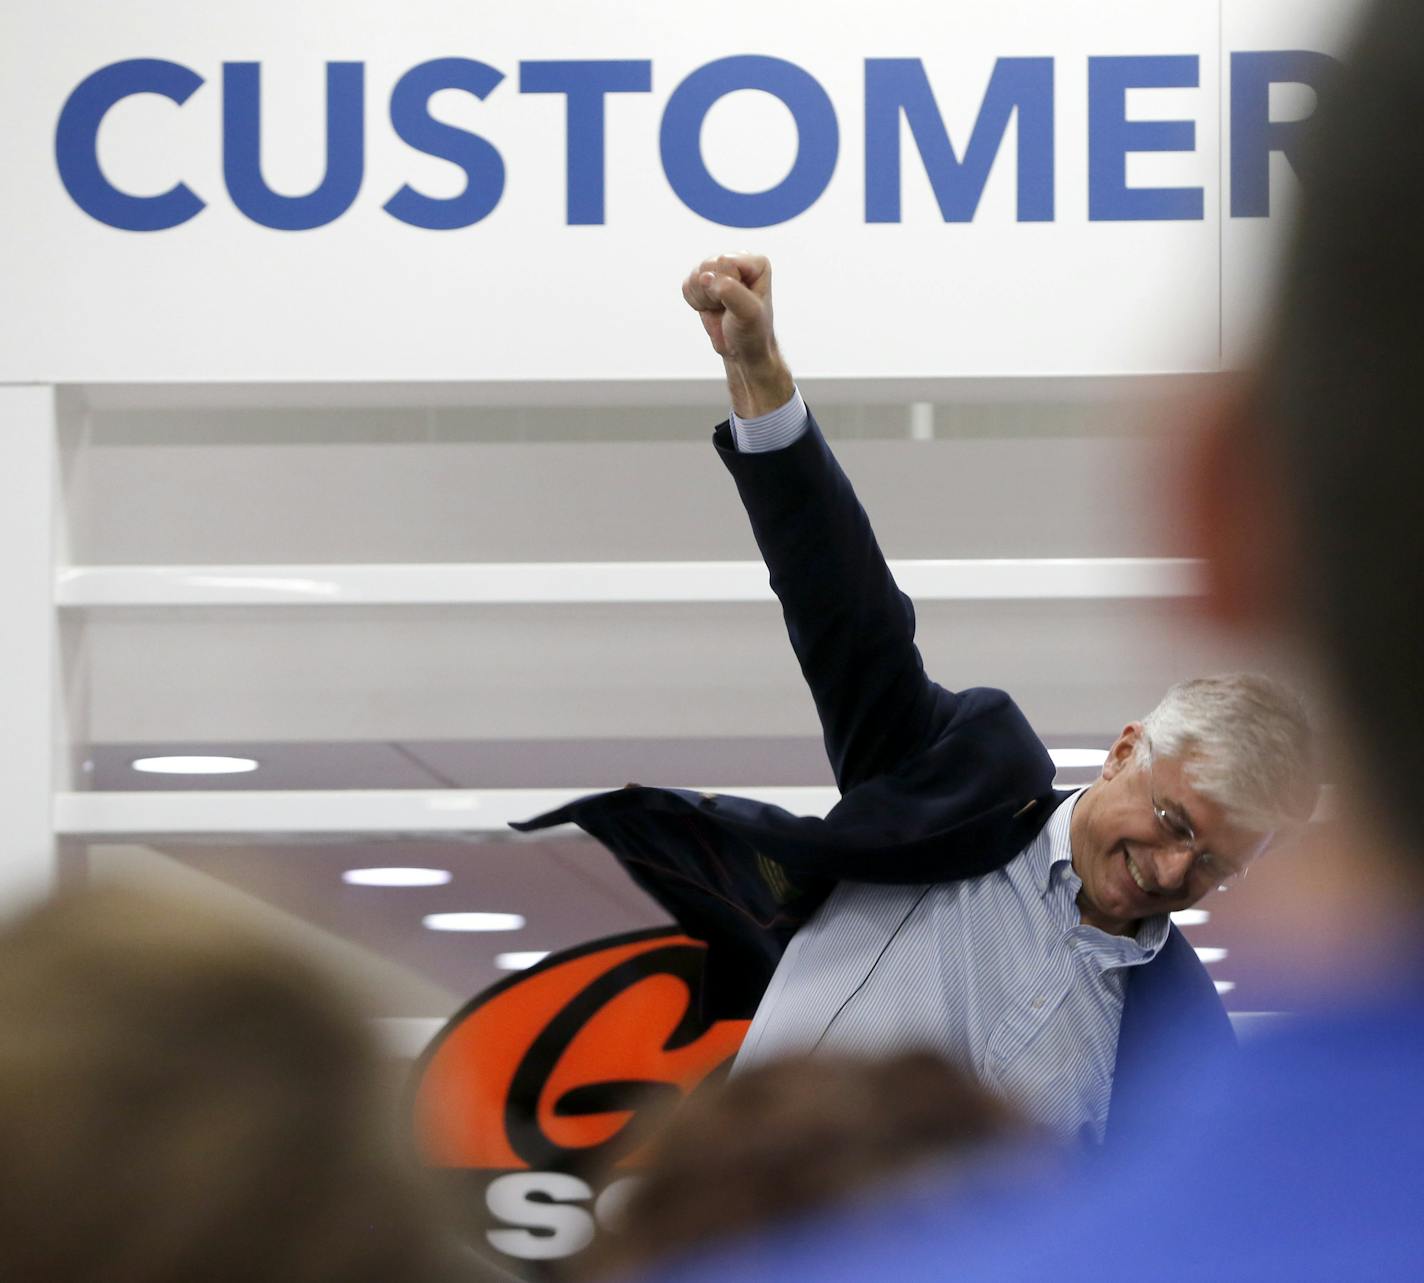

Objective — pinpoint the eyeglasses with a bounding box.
[1144,741,1251,891]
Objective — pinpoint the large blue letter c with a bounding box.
[55,59,206,232]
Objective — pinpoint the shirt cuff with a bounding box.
[729,387,808,453]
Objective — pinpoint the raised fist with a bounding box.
[680,253,777,367]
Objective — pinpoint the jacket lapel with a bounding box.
[1107,924,1236,1143]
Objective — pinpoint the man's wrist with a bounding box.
[723,350,795,419]
[730,386,806,452]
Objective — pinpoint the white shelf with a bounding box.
[56,558,1203,607]
[54,786,842,837]
[76,372,1208,413]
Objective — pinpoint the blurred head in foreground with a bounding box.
[0,884,459,1283]
[1190,0,1424,958]
[584,1051,1030,1278]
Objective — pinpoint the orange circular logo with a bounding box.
[410,929,749,1270]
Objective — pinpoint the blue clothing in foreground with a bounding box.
[643,984,1424,1282]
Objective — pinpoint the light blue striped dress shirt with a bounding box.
[728,391,1170,1143]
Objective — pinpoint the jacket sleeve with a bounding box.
[716,410,957,794]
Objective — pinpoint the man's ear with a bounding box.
[1101,724,1142,781]
[1183,377,1293,631]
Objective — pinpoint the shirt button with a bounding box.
[1031,995,1046,1009]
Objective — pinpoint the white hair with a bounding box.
[1133,674,1317,835]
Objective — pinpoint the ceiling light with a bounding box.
[423,912,525,933]
[1214,980,1236,994]
[1195,947,1228,964]
[496,951,551,971]
[131,755,258,775]
[342,867,452,888]
[1171,909,1210,927]
[1049,748,1108,769]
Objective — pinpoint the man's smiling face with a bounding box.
[1069,724,1268,937]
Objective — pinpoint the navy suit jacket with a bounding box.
[516,412,1232,1140]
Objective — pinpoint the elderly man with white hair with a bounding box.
[518,259,1317,1144]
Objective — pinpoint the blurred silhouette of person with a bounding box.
[0,883,487,1283]
[633,0,1424,1279]
[579,1051,1035,1280]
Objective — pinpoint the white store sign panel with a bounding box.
[0,0,1361,384]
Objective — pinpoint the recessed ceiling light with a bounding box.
[423,912,526,933]
[1214,980,1236,994]
[496,951,551,971]
[1195,947,1228,965]
[1171,909,1210,927]
[131,755,259,775]
[342,867,452,888]
[1049,748,1108,769]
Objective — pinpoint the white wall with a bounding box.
[0,0,1363,382]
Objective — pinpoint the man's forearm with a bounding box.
[723,352,796,420]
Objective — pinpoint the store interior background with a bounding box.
[0,0,1363,1060]
[51,376,1304,1055]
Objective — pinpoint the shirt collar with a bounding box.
[1032,786,1085,897]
